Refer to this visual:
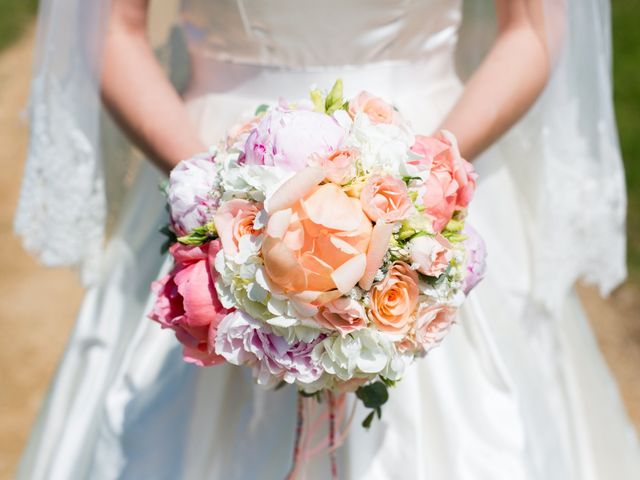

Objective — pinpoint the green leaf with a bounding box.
[310,89,325,113]
[255,104,269,115]
[275,380,287,391]
[325,79,344,113]
[177,222,218,246]
[355,381,389,409]
[362,411,376,429]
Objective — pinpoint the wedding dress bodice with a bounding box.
[180,0,462,69]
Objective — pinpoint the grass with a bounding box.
[612,0,640,282]
[0,1,637,278]
[0,0,37,52]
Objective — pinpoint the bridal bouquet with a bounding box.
[149,80,486,429]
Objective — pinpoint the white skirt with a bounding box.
[17,59,640,480]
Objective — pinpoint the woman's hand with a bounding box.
[101,0,206,175]
[441,0,553,160]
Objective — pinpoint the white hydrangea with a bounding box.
[313,328,410,382]
[219,162,295,203]
[346,113,420,177]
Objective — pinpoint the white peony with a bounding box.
[167,154,220,235]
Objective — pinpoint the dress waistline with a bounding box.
[183,51,461,103]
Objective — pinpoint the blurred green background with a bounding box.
[0,0,638,282]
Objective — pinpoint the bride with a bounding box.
[15,0,640,478]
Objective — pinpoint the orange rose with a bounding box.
[262,182,372,303]
[368,261,419,334]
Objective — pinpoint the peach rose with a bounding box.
[409,234,453,277]
[414,304,456,352]
[262,182,372,302]
[360,175,413,223]
[422,170,458,233]
[409,134,450,170]
[368,261,419,334]
[315,297,367,335]
[214,199,263,257]
[308,148,358,184]
[348,91,401,125]
[428,131,477,208]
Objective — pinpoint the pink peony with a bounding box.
[360,175,413,223]
[409,234,453,277]
[462,224,487,295]
[149,240,231,366]
[242,107,345,171]
[167,154,219,236]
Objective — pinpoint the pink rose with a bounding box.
[368,261,419,334]
[360,175,413,223]
[348,91,401,125]
[429,131,477,208]
[414,304,456,353]
[243,107,345,171]
[422,170,458,233]
[262,182,372,301]
[409,234,453,277]
[149,241,231,366]
[315,297,367,336]
[409,134,450,170]
[214,199,263,257]
[308,147,358,184]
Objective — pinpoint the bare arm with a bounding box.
[441,0,552,160]
[101,0,205,174]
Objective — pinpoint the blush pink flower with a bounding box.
[422,170,459,233]
[308,147,358,184]
[149,241,231,366]
[367,261,419,334]
[314,297,367,336]
[348,91,401,125]
[409,234,453,277]
[243,107,345,171]
[360,175,413,223]
[262,182,372,303]
[429,131,477,208]
[409,134,450,171]
[214,199,263,257]
[414,304,456,353]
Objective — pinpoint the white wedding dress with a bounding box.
[16,1,640,479]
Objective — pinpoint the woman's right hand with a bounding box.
[101,0,207,175]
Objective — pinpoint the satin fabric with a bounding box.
[17,1,640,478]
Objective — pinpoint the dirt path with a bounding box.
[0,26,638,479]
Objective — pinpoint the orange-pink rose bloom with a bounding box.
[315,297,367,336]
[349,91,401,125]
[214,199,263,257]
[360,175,413,223]
[309,148,358,184]
[262,183,372,301]
[368,261,419,334]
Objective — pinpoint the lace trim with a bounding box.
[14,74,106,285]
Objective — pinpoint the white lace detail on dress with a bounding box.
[14,74,106,285]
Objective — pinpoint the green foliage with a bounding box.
[309,79,349,114]
[356,381,390,429]
[0,0,38,51]
[176,223,218,246]
[612,0,640,283]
